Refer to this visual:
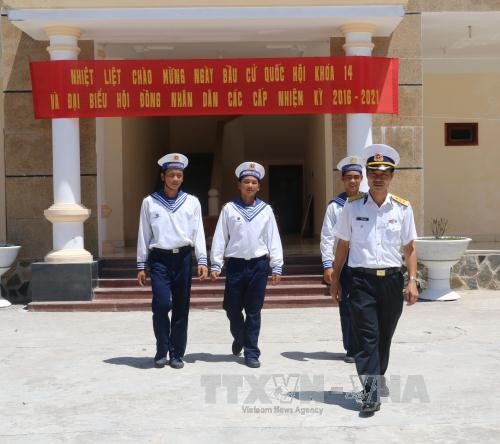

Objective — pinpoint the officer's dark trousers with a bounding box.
[339,265,354,356]
[148,248,192,361]
[349,270,404,398]
[223,256,269,360]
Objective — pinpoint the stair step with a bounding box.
[28,295,335,312]
[98,256,324,278]
[94,283,329,300]
[97,274,325,287]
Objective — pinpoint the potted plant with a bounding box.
[414,218,471,301]
[0,242,21,308]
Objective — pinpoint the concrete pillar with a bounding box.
[44,26,92,263]
[341,23,376,192]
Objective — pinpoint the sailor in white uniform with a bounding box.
[331,144,419,414]
[210,161,283,368]
[320,155,364,364]
[137,153,208,369]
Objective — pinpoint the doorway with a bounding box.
[269,165,303,234]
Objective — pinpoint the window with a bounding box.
[445,122,478,146]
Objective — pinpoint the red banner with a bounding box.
[30,56,398,119]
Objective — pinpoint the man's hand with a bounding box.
[330,278,342,305]
[271,274,281,286]
[137,270,147,287]
[198,265,208,280]
[210,271,220,282]
[323,267,333,284]
[405,280,419,305]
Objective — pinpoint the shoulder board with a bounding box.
[391,194,409,206]
[348,192,366,203]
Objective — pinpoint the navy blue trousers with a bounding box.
[223,256,269,360]
[349,270,404,398]
[148,248,192,361]
[339,265,355,356]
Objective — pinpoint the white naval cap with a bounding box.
[157,153,189,171]
[337,155,363,175]
[362,144,400,171]
[235,161,265,180]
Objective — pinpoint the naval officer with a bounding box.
[137,153,208,369]
[330,144,418,414]
[210,161,283,368]
[320,155,364,364]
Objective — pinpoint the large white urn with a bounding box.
[0,245,21,308]
[414,237,471,301]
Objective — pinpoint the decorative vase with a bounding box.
[414,237,471,301]
[0,245,21,308]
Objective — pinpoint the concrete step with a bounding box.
[97,274,326,288]
[28,294,335,312]
[98,255,324,278]
[93,283,330,300]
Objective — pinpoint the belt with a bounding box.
[152,245,192,254]
[226,254,268,263]
[352,267,401,277]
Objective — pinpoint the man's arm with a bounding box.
[403,240,419,305]
[330,239,349,303]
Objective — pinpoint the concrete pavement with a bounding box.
[1,290,499,443]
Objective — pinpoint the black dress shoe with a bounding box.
[232,340,243,356]
[343,354,355,363]
[169,357,184,369]
[245,357,261,368]
[154,356,168,368]
[361,400,381,413]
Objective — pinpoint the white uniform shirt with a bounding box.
[333,192,417,268]
[137,190,208,270]
[210,199,284,275]
[320,192,347,269]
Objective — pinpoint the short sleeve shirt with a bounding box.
[333,192,417,268]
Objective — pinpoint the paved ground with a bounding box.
[1,290,499,443]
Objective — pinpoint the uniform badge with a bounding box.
[174,154,179,160]
[250,162,255,169]
[374,153,383,162]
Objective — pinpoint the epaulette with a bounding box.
[391,194,409,206]
[348,192,366,203]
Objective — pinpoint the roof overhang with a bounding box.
[7,6,405,43]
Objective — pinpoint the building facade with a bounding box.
[0,1,499,269]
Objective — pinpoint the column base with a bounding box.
[31,261,98,302]
[45,249,93,263]
[419,288,461,302]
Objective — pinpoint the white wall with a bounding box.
[424,73,500,240]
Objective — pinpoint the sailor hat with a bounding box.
[337,155,363,175]
[157,153,189,171]
[362,144,400,170]
[235,161,265,180]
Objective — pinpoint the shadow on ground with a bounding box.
[281,351,346,361]
[103,357,154,369]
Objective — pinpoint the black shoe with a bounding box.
[154,356,168,368]
[343,354,355,363]
[169,357,184,369]
[245,357,261,368]
[361,400,381,413]
[232,340,243,356]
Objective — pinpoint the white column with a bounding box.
[44,26,92,263]
[341,23,376,192]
